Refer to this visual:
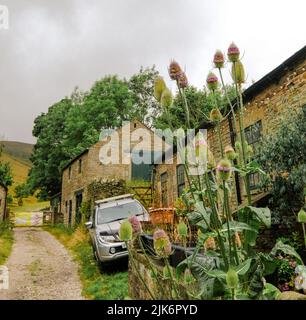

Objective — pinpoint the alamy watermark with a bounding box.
[0,5,9,30]
[99,122,209,176]
[0,266,9,290]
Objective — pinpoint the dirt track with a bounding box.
[0,227,83,300]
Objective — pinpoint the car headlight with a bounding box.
[97,234,116,244]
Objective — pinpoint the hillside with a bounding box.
[0,142,48,212]
[0,141,33,165]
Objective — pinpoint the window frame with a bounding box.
[176,164,185,197]
[244,120,263,190]
[160,172,168,207]
[78,159,82,174]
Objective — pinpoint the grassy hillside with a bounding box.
[0,141,33,165]
[0,142,49,212]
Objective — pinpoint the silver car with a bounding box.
[85,194,148,265]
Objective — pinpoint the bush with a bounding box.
[257,106,306,225]
[0,221,14,265]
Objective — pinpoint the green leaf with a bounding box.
[247,261,265,299]
[220,221,257,234]
[204,269,227,279]
[194,201,210,227]
[234,258,253,276]
[259,252,279,276]
[247,206,271,228]
[270,240,303,265]
[262,283,281,300]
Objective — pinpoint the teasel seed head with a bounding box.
[213,50,225,68]
[154,76,166,102]
[227,42,240,62]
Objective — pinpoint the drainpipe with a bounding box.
[228,113,242,205]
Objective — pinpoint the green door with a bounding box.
[131,151,159,182]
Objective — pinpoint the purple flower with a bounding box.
[153,229,172,257]
[128,215,142,235]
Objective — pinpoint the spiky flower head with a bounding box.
[162,265,172,279]
[154,76,166,102]
[227,42,240,62]
[235,141,241,151]
[153,229,172,257]
[184,269,195,284]
[235,232,242,248]
[247,145,253,157]
[169,60,183,80]
[226,269,239,289]
[209,108,223,123]
[178,72,188,88]
[231,60,245,84]
[297,209,306,223]
[204,237,216,250]
[217,159,232,181]
[128,215,142,235]
[207,149,216,170]
[161,88,173,109]
[224,145,237,161]
[177,221,188,238]
[213,50,225,68]
[206,72,219,91]
[119,220,133,242]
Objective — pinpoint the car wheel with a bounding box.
[92,246,98,261]
[93,246,104,270]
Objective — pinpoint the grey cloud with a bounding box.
[0,0,305,143]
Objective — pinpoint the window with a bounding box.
[78,159,82,174]
[161,172,168,207]
[65,201,68,213]
[244,120,263,189]
[68,166,72,180]
[177,165,185,197]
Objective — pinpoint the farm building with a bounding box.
[60,120,169,226]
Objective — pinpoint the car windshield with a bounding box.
[97,201,144,224]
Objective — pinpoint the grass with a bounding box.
[0,221,14,265]
[0,141,33,165]
[0,150,48,213]
[12,200,50,213]
[44,224,129,300]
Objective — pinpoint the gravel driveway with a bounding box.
[0,227,84,300]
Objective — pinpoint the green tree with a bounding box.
[14,183,30,206]
[128,66,160,126]
[28,98,74,198]
[63,75,135,157]
[257,106,306,224]
[153,85,236,130]
[0,145,13,189]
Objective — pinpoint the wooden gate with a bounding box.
[129,185,153,209]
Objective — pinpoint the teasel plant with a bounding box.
[124,43,304,300]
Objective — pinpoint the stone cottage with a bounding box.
[153,45,306,210]
[61,120,169,225]
[0,184,7,222]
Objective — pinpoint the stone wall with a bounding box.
[0,185,7,222]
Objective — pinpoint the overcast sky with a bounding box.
[0,0,305,143]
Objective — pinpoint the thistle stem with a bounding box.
[302,223,306,249]
[178,84,191,129]
[165,258,180,299]
[218,67,238,135]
